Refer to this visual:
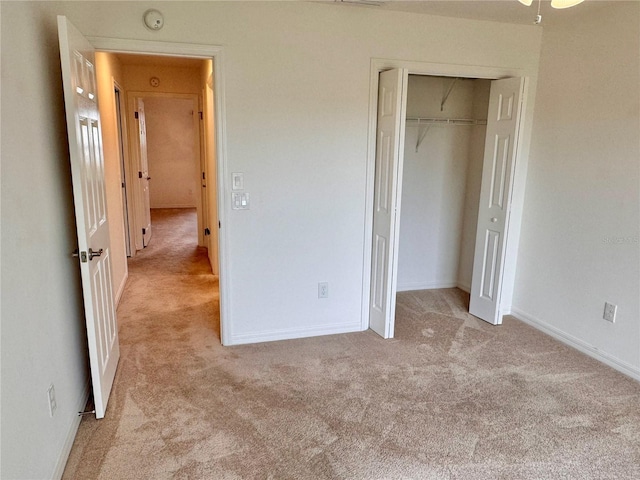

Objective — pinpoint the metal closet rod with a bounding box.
[406,117,487,126]
[406,117,488,153]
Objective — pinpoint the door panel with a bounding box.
[136,98,152,247]
[58,15,119,418]
[369,68,408,338]
[469,77,525,325]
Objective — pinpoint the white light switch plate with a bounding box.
[232,172,244,191]
[232,192,249,210]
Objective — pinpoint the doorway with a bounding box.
[397,75,491,295]
[91,38,229,345]
[364,61,529,338]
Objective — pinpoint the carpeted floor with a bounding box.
[63,208,640,479]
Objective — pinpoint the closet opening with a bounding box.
[397,75,491,296]
[367,64,527,339]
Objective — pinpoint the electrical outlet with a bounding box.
[47,384,57,417]
[318,282,329,299]
[603,302,617,323]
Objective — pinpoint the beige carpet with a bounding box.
[63,208,640,479]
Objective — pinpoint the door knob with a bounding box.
[491,217,498,223]
[88,248,104,260]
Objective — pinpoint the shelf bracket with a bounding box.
[441,77,460,112]
[416,124,431,152]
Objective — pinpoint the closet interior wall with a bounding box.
[397,75,491,293]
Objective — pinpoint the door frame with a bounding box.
[361,58,531,332]
[89,37,230,345]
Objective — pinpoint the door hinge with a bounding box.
[134,111,139,119]
[142,228,146,235]
[218,221,221,229]
[204,228,211,236]
[202,172,206,180]
[198,111,203,120]
[121,182,125,188]
[138,171,143,179]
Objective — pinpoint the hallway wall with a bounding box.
[144,96,199,209]
[95,52,129,304]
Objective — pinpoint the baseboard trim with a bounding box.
[456,282,471,293]
[150,204,196,209]
[511,307,640,382]
[228,322,363,346]
[114,271,129,306]
[51,380,91,480]
[396,281,458,292]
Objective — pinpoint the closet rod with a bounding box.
[406,117,487,126]
[406,117,488,152]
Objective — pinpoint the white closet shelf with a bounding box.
[406,117,487,126]
[406,117,488,152]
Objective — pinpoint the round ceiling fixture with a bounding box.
[143,9,164,31]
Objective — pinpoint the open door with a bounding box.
[58,16,119,418]
[369,68,408,338]
[134,98,152,248]
[469,77,525,325]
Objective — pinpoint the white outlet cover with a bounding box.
[603,302,617,323]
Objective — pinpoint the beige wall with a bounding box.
[95,52,129,304]
[513,2,640,374]
[122,64,201,95]
[144,96,199,209]
[202,59,220,275]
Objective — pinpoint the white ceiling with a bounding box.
[338,0,613,26]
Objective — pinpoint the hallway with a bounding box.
[64,208,221,478]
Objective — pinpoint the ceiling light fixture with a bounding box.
[518,0,584,24]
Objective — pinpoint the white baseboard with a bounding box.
[150,204,196,209]
[511,307,640,382]
[396,281,458,292]
[456,282,471,293]
[114,271,129,306]
[228,321,363,346]
[51,380,91,480]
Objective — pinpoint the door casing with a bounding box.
[362,59,532,332]
[89,37,230,345]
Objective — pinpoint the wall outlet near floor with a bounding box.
[47,384,57,417]
[318,282,329,299]
[603,302,617,323]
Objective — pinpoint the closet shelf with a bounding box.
[406,117,487,126]
[406,117,488,152]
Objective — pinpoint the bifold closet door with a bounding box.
[469,77,525,325]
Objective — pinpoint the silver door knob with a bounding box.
[88,248,104,260]
[491,217,498,223]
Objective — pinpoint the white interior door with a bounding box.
[369,68,408,338]
[136,98,152,247]
[58,16,119,418]
[469,77,525,325]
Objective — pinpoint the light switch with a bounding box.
[232,192,249,210]
[232,172,244,191]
